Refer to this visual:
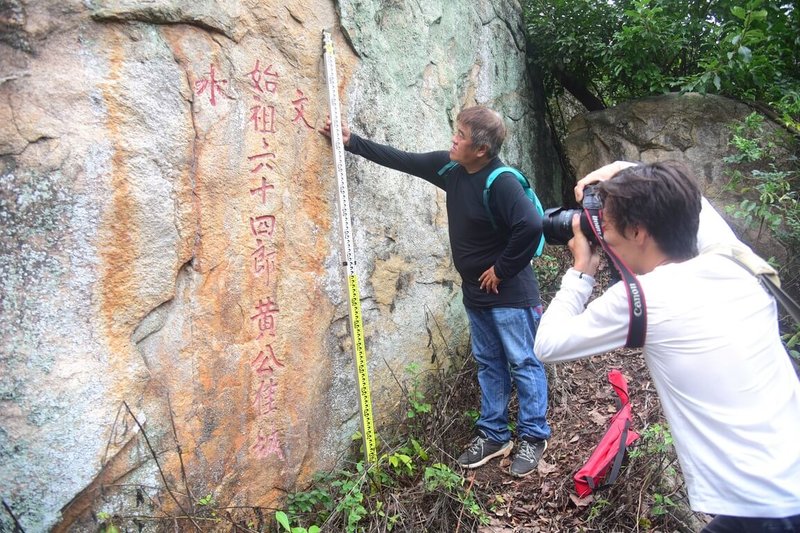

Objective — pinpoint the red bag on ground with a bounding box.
[573,369,640,498]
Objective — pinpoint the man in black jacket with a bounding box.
[322,106,550,477]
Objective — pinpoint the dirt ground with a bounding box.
[444,349,712,533]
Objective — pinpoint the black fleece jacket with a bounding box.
[346,133,542,309]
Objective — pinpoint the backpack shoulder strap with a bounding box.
[437,161,458,176]
[704,243,779,285]
[705,244,800,325]
[485,166,545,257]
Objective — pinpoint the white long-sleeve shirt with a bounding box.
[535,199,800,517]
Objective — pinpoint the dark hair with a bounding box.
[456,106,506,158]
[599,161,702,260]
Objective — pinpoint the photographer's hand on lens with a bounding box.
[479,265,501,294]
[568,214,600,278]
[574,161,637,202]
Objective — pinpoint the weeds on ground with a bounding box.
[273,361,489,532]
[96,512,119,533]
[576,417,699,533]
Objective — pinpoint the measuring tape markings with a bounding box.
[348,274,376,453]
[322,30,378,464]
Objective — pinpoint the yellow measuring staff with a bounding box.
[322,30,378,464]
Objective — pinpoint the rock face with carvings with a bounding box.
[0,0,559,529]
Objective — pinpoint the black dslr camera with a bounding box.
[541,184,602,245]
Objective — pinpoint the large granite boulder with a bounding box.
[564,93,794,266]
[0,0,557,529]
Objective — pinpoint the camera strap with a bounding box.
[583,206,647,348]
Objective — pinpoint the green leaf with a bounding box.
[731,6,747,20]
[738,46,752,63]
[743,29,766,43]
[276,511,291,531]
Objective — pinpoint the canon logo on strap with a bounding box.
[629,282,644,317]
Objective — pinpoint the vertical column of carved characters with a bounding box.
[245,58,285,461]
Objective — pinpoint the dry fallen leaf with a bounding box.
[569,492,594,508]
[537,458,558,475]
[589,409,609,425]
[478,517,518,533]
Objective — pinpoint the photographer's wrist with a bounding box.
[572,255,597,276]
[569,267,596,284]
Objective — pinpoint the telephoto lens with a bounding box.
[541,184,602,245]
[541,208,597,245]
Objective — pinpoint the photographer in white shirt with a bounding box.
[535,161,800,532]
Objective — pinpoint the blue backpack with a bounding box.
[437,162,545,257]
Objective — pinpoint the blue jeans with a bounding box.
[466,306,551,443]
[702,513,800,532]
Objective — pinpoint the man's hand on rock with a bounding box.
[319,115,351,147]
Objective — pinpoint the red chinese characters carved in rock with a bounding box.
[250,105,277,133]
[251,297,279,338]
[291,89,313,129]
[251,343,285,377]
[250,214,276,238]
[247,60,279,95]
[250,176,275,204]
[252,244,276,281]
[194,64,233,106]
[252,428,285,460]
[253,376,279,416]
[248,139,276,172]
